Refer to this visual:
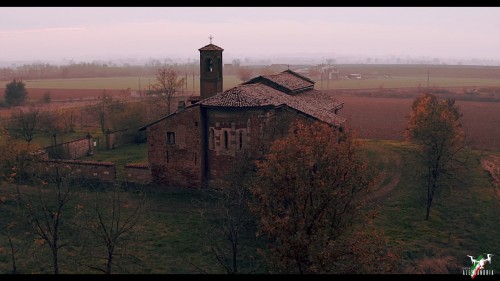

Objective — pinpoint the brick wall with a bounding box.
[45,136,93,159]
[104,127,146,150]
[33,159,116,182]
[205,106,303,184]
[124,163,151,184]
[147,106,202,188]
[145,104,316,189]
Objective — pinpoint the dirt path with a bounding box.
[366,144,402,207]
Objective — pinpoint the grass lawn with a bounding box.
[361,139,500,273]
[79,142,148,179]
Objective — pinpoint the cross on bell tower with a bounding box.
[199,36,224,100]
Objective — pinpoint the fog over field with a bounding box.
[1,7,500,66]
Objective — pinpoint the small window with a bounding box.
[167,132,175,145]
[224,131,228,150]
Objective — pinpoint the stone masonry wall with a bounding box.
[147,106,202,188]
[205,106,304,184]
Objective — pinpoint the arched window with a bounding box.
[207,58,213,72]
[209,128,215,149]
[239,131,243,150]
[224,131,228,150]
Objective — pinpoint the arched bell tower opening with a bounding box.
[199,35,223,100]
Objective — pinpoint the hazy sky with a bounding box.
[1,7,500,63]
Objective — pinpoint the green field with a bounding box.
[0,75,494,92]
[1,67,499,93]
[3,75,498,91]
[1,139,499,273]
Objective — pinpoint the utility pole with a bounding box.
[427,69,430,88]
[326,66,330,89]
[138,78,142,99]
[320,70,323,89]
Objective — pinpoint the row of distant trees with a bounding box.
[0,60,297,82]
[0,61,200,81]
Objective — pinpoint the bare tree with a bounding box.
[9,107,40,146]
[82,182,147,274]
[237,67,253,82]
[16,165,76,274]
[197,156,262,274]
[95,90,113,135]
[151,67,186,116]
[5,223,19,274]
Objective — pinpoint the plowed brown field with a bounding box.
[337,96,500,151]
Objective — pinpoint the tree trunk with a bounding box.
[52,246,59,274]
[106,249,113,274]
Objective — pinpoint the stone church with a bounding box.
[140,42,346,188]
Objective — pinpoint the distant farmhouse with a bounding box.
[140,41,346,188]
[347,73,362,79]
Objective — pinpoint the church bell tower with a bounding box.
[199,35,223,100]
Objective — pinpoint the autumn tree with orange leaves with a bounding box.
[249,120,398,273]
[406,93,468,221]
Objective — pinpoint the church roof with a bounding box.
[198,44,224,51]
[140,69,346,130]
[243,69,315,94]
[200,72,346,126]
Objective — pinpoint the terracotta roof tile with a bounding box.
[142,70,346,129]
[201,84,285,107]
[125,163,150,169]
[244,70,314,94]
[200,82,346,126]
